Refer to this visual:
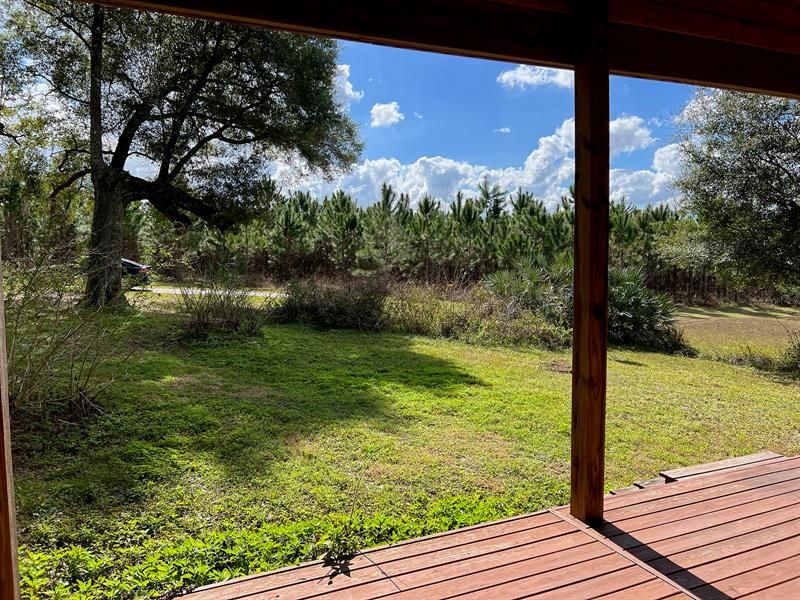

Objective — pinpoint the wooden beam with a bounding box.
[607,23,800,98]
[92,1,576,68]
[501,0,800,58]
[570,0,609,525]
[0,250,19,600]
[609,0,800,58]
[88,0,800,99]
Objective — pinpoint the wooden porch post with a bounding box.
[0,250,19,599]
[570,0,609,525]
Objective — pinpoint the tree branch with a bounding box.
[166,124,229,178]
[23,0,92,50]
[118,170,243,231]
[158,28,227,179]
[50,168,91,199]
[88,5,105,172]
[111,104,151,169]
[36,74,89,106]
[0,122,22,145]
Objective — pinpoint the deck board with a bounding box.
[630,505,800,563]
[604,456,799,510]
[605,461,800,520]
[660,452,783,483]
[387,545,618,598]
[593,578,692,600]
[184,455,799,600]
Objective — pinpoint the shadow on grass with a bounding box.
[609,355,647,367]
[677,305,799,320]
[13,320,485,518]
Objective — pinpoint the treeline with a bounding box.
[2,152,794,305]
[130,180,685,287]
[125,177,798,304]
[2,124,796,306]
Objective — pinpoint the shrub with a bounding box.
[178,275,268,338]
[278,278,388,331]
[483,255,573,328]
[778,331,800,373]
[4,256,128,419]
[608,268,692,353]
[484,263,692,353]
[385,285,570,349]
[472,300,570,349]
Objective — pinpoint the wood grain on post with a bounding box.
[570,0,610,525]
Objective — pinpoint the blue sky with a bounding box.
[280,41,698,208]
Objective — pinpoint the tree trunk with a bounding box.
[85,176,127,307]
[83,5,129,307]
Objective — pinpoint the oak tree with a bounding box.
[10,0,362,304]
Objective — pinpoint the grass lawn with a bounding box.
[677,304,800,360]
[13,309,800,598]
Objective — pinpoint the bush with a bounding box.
[279,278,388,331]
[4,256,128,420]
[484,262,692,353]
[277,268,694,353]
[276,279,569,349]
[608,268,692,353]
[483,255,573,328]
[472,300,570,349]
[178,276,268,338]
[385,285,570,349]
[778,331,800,373]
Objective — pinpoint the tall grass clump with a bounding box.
[777,330,800,374]
[177,274,269,338]
[276,277,569,349]
[385,285,472,338]
[386,284,569,349]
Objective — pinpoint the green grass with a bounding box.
[676,305,800,320]
[14,310,800,598]
[677,304,800,361]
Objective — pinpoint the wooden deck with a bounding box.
[184,455,800,599]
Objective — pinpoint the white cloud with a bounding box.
[610,143,683,205]
[370,101,404,128]
[609,115,656,156]
[334,64,364,108]
[414,112,424,119]
[125,155,159,179]
[494,127,511,134]
[497,65,573,90]
[273,115,678,208]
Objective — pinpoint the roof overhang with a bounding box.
[88,0,800,98]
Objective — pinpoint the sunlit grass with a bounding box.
[677,304,800,361]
